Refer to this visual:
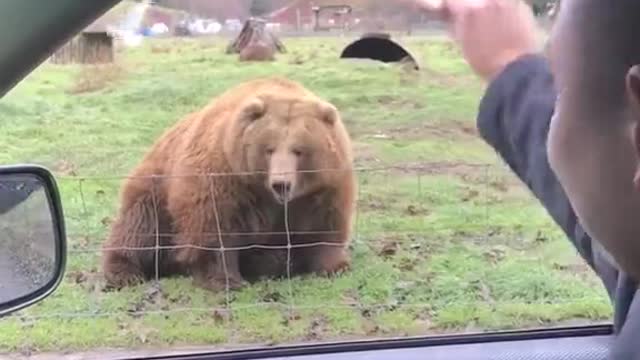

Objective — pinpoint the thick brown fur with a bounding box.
[102,77,356,291]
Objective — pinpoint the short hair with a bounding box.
[566,0,640,113]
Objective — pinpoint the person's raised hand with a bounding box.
[407,0,541,81]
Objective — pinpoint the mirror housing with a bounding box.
[0,164,66,317]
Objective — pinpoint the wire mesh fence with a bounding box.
[1,162,612,349]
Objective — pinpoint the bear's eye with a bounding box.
[291,148,304,157]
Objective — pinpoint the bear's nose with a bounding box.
[271,181,292,200]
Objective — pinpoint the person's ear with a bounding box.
[625,65,640,191]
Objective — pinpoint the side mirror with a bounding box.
[0,165,66,317]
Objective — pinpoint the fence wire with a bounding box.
[3,162,605,341]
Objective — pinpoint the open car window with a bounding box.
[0,1,612,359]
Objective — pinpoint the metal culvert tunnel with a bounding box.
[340,36,419,70]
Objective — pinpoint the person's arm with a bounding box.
[477,54,619,297]
[403,0,619,294]
[477,55,569,232]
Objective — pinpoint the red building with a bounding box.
[266,0,316,26]
[266,0,362,29]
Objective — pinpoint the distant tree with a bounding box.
[249,0,272,16]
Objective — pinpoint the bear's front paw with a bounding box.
[324,258,351,277]
[310,249,351,277]
[103,269,146,291]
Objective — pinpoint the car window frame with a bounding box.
[0,1,614,359]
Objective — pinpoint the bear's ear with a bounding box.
[239,97,266,122]
[316,101,339,126]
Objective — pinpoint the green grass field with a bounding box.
[0,35,611,354]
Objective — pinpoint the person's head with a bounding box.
[547,0,640,278]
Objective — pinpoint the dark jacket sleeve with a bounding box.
[476,54,619,297]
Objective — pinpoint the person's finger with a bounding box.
[407,0,447,20]
[440,0,477,36]
[412,0,457,23]
[409,0,477,22]
[444,0,490,13]
[420,0,445,10]
[435,0,487,23]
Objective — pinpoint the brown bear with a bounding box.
[101,77,356,291]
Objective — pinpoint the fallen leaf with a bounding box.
[535,231,548,243]
[552,262,568,271]
[405,204,429,216]
[306,315,328,339]
[398,256,416,271]
[360,307,373,318]
[69,271,87,284]
[101,217,112,226]
[212,309,231,323]
[379,241,398,257]
[262,291,282,303]
[483,246,506,264]
[363,320,380,335]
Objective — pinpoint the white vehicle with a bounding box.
[150,22,169,35]
[189,19,222,35]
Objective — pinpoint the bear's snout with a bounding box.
[270,180,292,203]
[268,150,299,204]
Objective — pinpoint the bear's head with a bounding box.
[223,94,352,204]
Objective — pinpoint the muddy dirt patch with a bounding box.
[381,121,478,141]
